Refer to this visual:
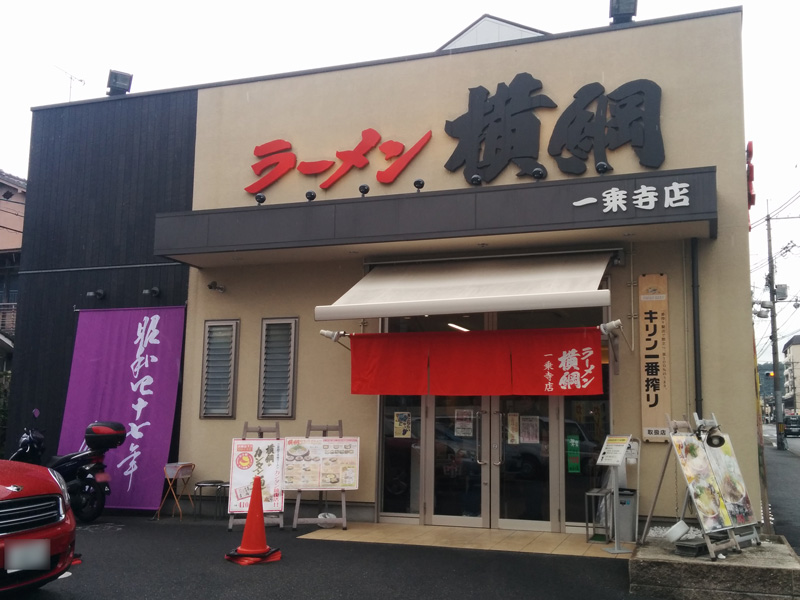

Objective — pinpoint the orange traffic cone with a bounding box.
[225,476,281,565]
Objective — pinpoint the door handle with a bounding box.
[476,410,487,465]
[493,410,504,466]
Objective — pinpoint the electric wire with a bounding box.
[750,189,800,229]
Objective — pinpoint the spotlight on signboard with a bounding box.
[107,70,133,96]
[320,329,350,351]
[609,0,637,24]
[320,330,347,343]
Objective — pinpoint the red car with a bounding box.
[1,459,76,595]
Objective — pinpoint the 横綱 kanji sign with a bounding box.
[244,73,665,196]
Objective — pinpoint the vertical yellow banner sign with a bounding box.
[639,274,671,442]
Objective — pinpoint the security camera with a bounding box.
[255,193,266,204]
[359,184,370,196]
[208,281,217,290]
[306,190,316,201]
[595,161,612,174]
[470,174,482,186]
[532,167,546,180]
[413,179,425,191]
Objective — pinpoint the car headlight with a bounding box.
[49,468,71,513]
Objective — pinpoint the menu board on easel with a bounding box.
[671,433,756,533]
[228,438,285,514]
[705,434,757,527]
[283,437,360,491]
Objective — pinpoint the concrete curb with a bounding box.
[630,534,800,598]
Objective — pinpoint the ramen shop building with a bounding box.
[14,7,759,534]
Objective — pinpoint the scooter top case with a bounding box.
[84,422,126,451]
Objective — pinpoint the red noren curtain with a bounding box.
[350,328,601,396]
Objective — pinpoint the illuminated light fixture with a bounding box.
[107,70,133,96]
[448,323,470,332]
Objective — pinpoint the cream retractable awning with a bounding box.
[315,252,613,321]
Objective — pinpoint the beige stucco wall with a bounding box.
[180,11,758,518]
[180,261,380,503]
[192,12,745,208]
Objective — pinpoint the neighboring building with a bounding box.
[438,14,546,50]
[782,335,800,413]
[8,8,760,535]
[0,169,24,370]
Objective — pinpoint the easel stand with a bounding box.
[228,421,284,531]
[641,416,758,561]
[292,420,348,531]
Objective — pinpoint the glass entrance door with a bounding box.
[428,395,486,526]
[419,394,606,531]
[492,395,553,530]
[425,395,557,529]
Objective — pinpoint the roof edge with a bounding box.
[32,6,743,113]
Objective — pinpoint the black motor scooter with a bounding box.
[10,419,127,523]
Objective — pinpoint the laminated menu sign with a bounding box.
[705,434,756,527]
[597,435,631,466]
[228,438,285,514]
[671,433,756,532]
[283,437,360,491]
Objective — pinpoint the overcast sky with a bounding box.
[3,1,798,362]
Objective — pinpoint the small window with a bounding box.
[259,318,297,418]
[201,320,239,418]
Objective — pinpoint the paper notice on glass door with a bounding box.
[519,415,540,444]
[455,409,473,437]
[394,412,411,438]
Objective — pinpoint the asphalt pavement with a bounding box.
[16,426,800,600]
[24,516,648,600]
[762,426,800,551]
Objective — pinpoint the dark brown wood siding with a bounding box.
[5,90,196,458]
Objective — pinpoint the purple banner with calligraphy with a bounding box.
[58,307,186,510]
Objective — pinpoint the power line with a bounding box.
[751,241,796,273]
[751,189,800,229]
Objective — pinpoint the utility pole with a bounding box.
[767,213,788,450]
